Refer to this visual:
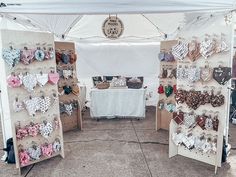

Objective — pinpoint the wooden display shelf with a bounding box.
[55,41,83,132]
[156,108,173,130]
[156,40,178,131]
[0,30,65,175]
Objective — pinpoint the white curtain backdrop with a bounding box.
[76,41,160,106]
[76,41,160,77]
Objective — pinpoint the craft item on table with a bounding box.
[164,103,176,113]
[13,97,24,112]
[187,39,200,62]
[48,71,60,85]
[19,148,30,166]
[39,121,53,139]
[96,81,110,89]
[22,73,37,92]
[200,64,213,83]
[171,40,188,60]
[157,84,164,94]
[2,46,21,68]
[187,66,200,83]
[36,72,48,87]
[7,73,22,88]
[41,143,53,157]
[20,47,34,65]
[173,111,184,124]
[126,77,143,89]
[213,66,231,85]
[27,143,41,160]
[205,115,213,130]
[183,112,196,128]
[23,96,40,116]
[53,138,61,153]
[110,77,126,87]
[164,85,173,97]
[34,47,45,61]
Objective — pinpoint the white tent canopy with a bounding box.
[0,0,235,14]
[0,0,233,142]
[1,12,225,42]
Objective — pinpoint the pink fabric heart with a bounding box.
[48,72,59,85]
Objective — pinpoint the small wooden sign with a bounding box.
[102,16,124,39]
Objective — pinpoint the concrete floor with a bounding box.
[0,106,236,177]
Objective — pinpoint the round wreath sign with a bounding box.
[102,16,124,39]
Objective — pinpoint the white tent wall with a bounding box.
[76,41,160,106]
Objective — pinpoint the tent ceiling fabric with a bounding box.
[2,14,82,37]
[0,0,235,14]
[67,14,185,41]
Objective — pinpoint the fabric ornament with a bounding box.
[2,47,20,68]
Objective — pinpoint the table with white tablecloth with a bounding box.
[90,88,146,119]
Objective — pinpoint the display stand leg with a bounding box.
[156,107,161,131]
[169,121,178,158]
[214,166,218,174]
[18,167,21,176]
[77,99,83,130]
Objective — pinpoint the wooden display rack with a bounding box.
[156,40,178,130]
[55,41,82,132]
[168,24,232,174]
[0,30,64,174]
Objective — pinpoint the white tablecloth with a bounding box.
[90,88,146,118]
